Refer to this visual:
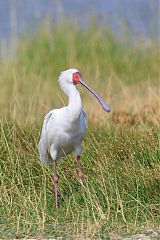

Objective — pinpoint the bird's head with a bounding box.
[59,68,81,85]
[58,68,111,112]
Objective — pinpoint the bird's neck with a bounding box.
[67,87,82,121]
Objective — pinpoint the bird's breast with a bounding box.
[47,110,86,149]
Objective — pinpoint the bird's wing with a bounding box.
[38,110,55,166]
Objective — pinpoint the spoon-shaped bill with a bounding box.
[79,79,111,112]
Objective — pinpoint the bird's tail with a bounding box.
[38,139,51,166]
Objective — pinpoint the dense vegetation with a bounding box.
[0,22,159,239]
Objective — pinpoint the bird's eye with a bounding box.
[72,72,80,85]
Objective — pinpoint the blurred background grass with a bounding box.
[0,21,159,125]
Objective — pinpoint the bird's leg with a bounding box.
[76,155,84,181]
[54,160,58,208]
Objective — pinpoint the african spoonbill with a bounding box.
[38,69,110,208]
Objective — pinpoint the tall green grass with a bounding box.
[0,119,159,238]
[0,22,160,239]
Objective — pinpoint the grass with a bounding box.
[0,21,160,239]
[0,120,159,239]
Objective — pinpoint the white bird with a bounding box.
[38,69,110,208]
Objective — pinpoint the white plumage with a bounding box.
[38,69,87,165]
[38,107,87,165]
[38,68,110,207]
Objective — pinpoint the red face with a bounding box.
[72,72,81,85]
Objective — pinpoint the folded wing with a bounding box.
[38,110,55,166]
